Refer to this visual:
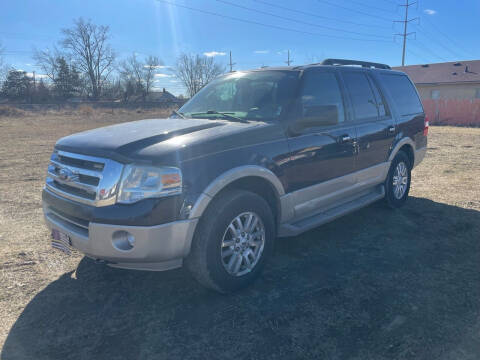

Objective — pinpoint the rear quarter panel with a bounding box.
[372,70,427,157]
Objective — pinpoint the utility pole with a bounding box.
[395,0,418,66]
[285,50,293,66]
[229,51,236,72]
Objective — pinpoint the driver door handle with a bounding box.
[339,134,353,143]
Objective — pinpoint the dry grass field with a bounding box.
[0,109,479,359]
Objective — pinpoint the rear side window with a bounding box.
[300,71,345,124]
[342,72,379,121]
[369,78,389,117]
[380,74,423,115]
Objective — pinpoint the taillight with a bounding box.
[423,116,429,136]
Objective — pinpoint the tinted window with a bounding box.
[380,74,423,115]
[300,71,345,125]
[343,72,378,121]
[369,77,389,117]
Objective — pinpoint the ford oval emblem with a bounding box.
[58,167,79,182]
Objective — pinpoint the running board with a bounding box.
[278,185,385,237]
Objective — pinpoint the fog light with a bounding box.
[112,231,135,251]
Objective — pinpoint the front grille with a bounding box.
[45,150,124,207]
[52,180,97,200]
[58,154,104,171]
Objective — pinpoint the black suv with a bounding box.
[42,59,428,292]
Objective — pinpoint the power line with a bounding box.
[253,0,391,29]
[383,0,401,5]
[342,0,397,14]
[394,37,442,65]
[410,38,448,62]
[316,0,394,22]
[157,0,393,42]
[405,47,430,63]
[2,50,34,54]
[422,16,475,58]
[416,24,460,59]
[394,0,418,66]
[216,0,392,39]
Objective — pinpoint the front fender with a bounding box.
[188,165,285,219]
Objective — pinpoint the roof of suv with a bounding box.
[246,59,406,75]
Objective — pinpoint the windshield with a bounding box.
[179,70,300,122]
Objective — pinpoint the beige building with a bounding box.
[393,60,480,101]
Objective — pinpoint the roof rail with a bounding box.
[320,58,391,70]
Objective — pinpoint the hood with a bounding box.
[55,117,271,164]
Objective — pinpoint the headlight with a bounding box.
[117,165,182,204]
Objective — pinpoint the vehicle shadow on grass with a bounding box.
[2,197,480,360]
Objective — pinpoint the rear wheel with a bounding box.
[385,151,411,208]
[185,189,275,293]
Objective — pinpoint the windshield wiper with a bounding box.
[171,110,186,119]
[190,110,248,123]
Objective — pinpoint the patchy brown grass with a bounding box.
[0,106,26,118]
[0,120,479,359]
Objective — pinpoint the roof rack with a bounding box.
[320,58,391,70]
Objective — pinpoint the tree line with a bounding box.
[0,18,225,103]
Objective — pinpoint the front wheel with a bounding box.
[385,151,411,208]
[185,189,275,293]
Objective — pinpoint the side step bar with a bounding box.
[278,185,385,237]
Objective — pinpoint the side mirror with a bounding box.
[296,105,339,129]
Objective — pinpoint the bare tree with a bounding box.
[119,54,163,101]
[143,55,162,99]
[119,53,143,95]
[61,18,115,99]
[174,53,225,98]
[33,46,63,82]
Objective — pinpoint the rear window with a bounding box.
[379,74,423,116]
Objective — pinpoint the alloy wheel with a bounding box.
[220,212,266,277]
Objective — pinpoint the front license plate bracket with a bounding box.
[51,229,72,255]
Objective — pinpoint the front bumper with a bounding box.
[43,205,198,271]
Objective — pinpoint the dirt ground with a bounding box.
[0,110,479,359]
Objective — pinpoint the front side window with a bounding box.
[179,70,299,122]
[342,72,379,121]
[299,71,345,126]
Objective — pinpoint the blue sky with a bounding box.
[2,0,478,95]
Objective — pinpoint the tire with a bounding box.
[385,151,412,208]
[185,189,275,293]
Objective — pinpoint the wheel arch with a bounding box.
[389,137,415,168]
[188,166,285,224]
